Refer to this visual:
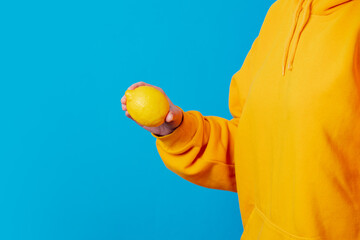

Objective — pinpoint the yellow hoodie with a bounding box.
[151,0,360,239]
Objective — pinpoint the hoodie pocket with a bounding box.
[241,206,323,240]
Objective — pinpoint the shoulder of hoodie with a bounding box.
[320,1,360,32]
[347,1,360,30]
[333,0,360,41]
[333,0,360,25]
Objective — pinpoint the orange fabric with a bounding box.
[152,0,360,239]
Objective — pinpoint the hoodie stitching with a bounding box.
[255,206,323,240]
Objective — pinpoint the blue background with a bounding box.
[0,0,274,239]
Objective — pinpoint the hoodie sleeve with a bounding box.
[150,71,245,192]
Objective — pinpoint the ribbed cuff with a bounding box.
[150,108,198,154]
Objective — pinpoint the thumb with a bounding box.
[165,112,173,122]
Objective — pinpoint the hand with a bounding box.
[121,82,183,136]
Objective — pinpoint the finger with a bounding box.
[166,105,182,123]
[128,81,148,90]
[165,111,173,122]
[121,95,126,104]
[125,111,134,120]
[122,104,127,111]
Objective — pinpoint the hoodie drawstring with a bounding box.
[282,0,312,76]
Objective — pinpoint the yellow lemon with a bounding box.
[125,86,170,127]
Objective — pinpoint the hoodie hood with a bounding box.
[282,0,354,75]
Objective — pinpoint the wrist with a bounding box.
[154,108,184,137]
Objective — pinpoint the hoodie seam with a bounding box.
[254,206,323,240]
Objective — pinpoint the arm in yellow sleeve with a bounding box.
[151,73,244,192]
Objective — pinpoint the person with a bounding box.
[121,0,360,238]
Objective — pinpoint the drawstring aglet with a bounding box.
[288,63,293,71]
